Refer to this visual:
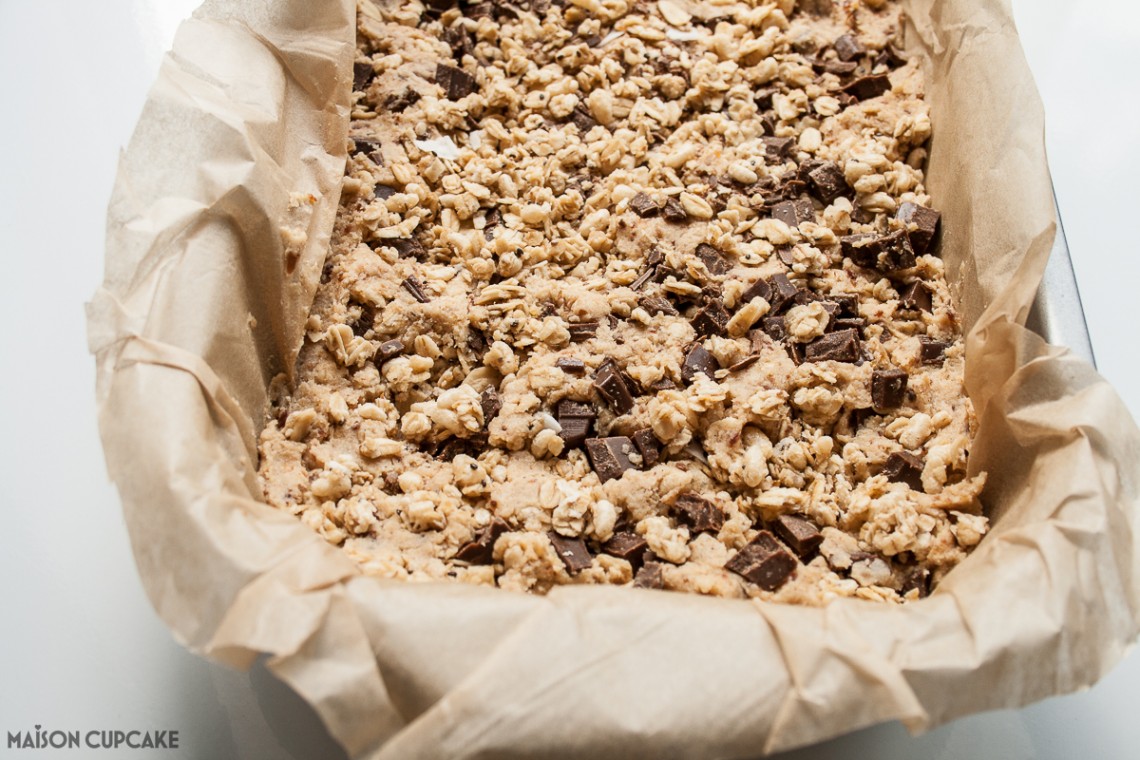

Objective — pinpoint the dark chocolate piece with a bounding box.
[829,293,859,317]
[351,303,375,336]
[761,315,787,341]
[762,136,796,161]
[871,368,908,411]
[831,317,865,333]
[833,34,867,62]
[549,532,593,574]
[897,202,942,255]
[373,184,397,200]
[728,354,760,372]
[804,328,861,363]
[630,192,660,218]
[391,238,426,259]
[401,276,430,303]
[382,88,421,113]
[436,63,477,99]
[593,361,636,415]
[568,321,600,342]
[695,243,733,275]
[682,344,718,383]
[882,451,925,492]
[740,276,772,305]
[806,161,848,204]
[480,385,502,423]
[899,566,931,598]
[771,198,815,228]
[919,337,950,366]
[841,74,892,101]
[811,58,858,76]
[662,197,688,222]
[639,295,679,316]
[841,230,916,272]
[585,437,638,483]
[377,339,405,364]
[455,518,509,564]
[899,281,934,312]
[353,61,374,91]
[671,492,725,534]
[754,87,776,111]
[725,531,798,591]
[691,299,730,337]
[604,531,650,570]
[482,207,502,241]
[768,273,799,312]
[570,104,597,132]
[632,429,661,468]
[558,417,592,449]
[771,515,823,558]
[633,561,665,589]
[557,399,597,420]
[556,357,587,375]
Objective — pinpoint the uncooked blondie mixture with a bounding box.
[258,0,988,604]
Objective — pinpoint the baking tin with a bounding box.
[1027,197,1096,366]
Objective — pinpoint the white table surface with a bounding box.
[1,1,1137,758]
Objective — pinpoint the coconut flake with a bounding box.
[413,136,460,160]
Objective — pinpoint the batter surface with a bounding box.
[258,0,987,603]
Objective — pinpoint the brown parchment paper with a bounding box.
[88,0,1140,757]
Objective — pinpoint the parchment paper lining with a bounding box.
[89,0,1140,757]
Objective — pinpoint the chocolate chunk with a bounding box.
[829,293,859,317]
[556,357,587,375]
[639,295,679,316]
[871,368,908,411]
[662,196,688,222]
[695,243,733,276]
[882,451,925,492]
[691,299,730,337]
[671,492,725,534]
[771,198,815,228]
[899,281,934,312]
[633,562,665,589]
[558,417,592,449]
[761,315,787,341]
[482,207,502,242]
[480,385,502,424]
[899,566,931,598]
[811,58,858,76]
[806,161,849,204]
[762,136,797,161]
[632,428,661,468]
[401,275,430,303]
[897,202,942,255]
[373,184,397,200]
[353,61,374,90]
[832,317,865,333]
[833,34,867,62]
[463,2,494,20]
[377,339,405,364]
[725,531,798,591]
[630,192,660,218]
[455,518,509,564]
[593,361,636,415]
[841,230,916,272]
[436,63,477,100]
[768,273,800,312]
[391,238,426,259]
[548,532,593,574]
[557,399,597,420]
[919,337,950,365]
[353,138,383,163]
[604,531,650,570]
[650,377,678,392]
[841,74,892,101]
[351,303,375,336]
[444,25,475,60]
[804,328,861,363]
[383,88,422,113]
[570,104,597,132]
[568,321,599,342]
[771,515,823,558]
[728,354,760,372]
[754,87,776,111]
[682,344,718,383]
[740,276,772,305]
[585,436,638,483]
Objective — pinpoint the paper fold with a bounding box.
[89,0,1140,756]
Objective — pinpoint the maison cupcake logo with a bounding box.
[6,725,180,750]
